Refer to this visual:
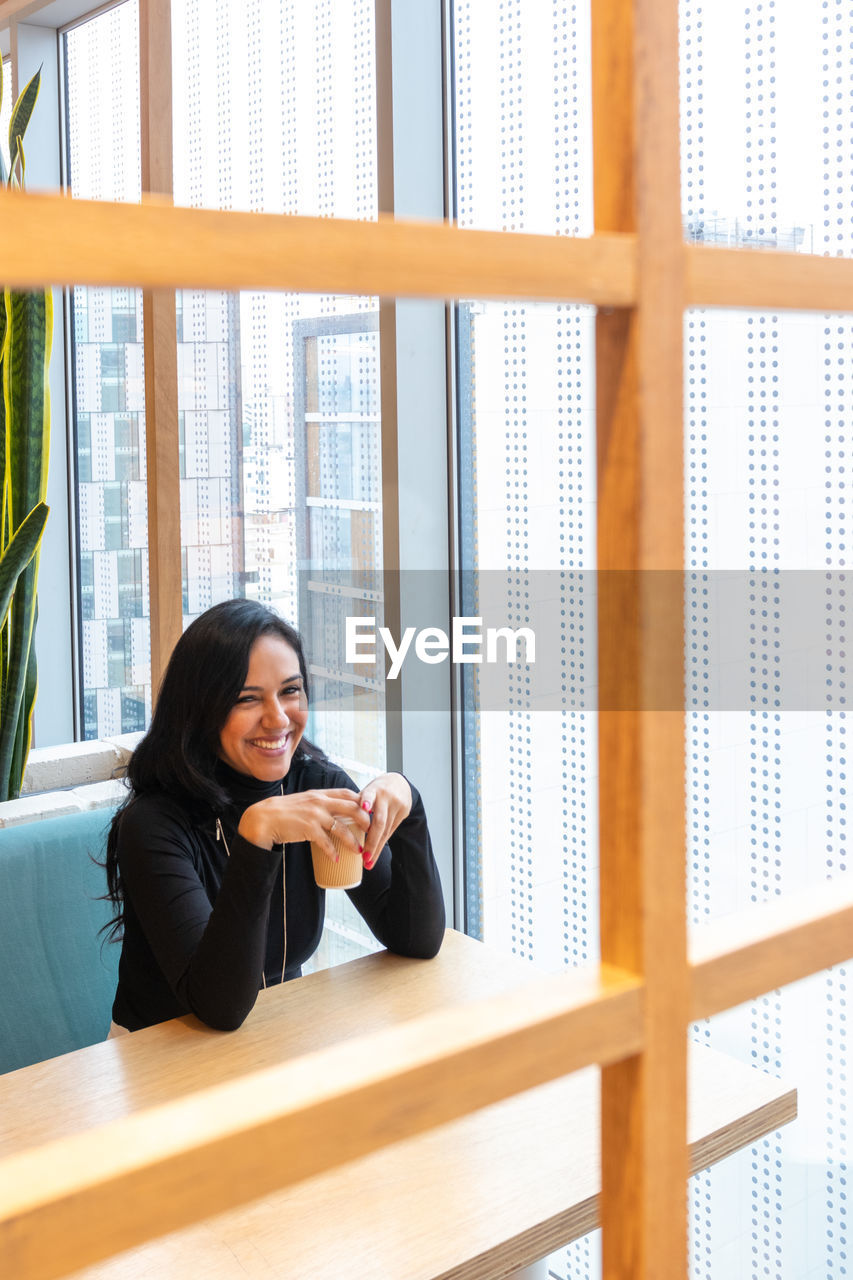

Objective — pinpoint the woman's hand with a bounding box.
[237,788,369,860]
[359,773,413,869]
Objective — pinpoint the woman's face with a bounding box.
[218,633,308,781]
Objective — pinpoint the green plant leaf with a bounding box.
[0,288,51,801]
[8,67,41,184]
[0,504,45,793]
[0,74,49,801]
[9,613,38,798]
[0,501,47,635]
[3,289,52,532]
[0,551,38,801]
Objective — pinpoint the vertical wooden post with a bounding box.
[139,0,182,693]
[593,0,688,1276]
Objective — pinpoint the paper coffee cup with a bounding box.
[311,816,363,890]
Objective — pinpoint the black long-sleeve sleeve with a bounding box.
[346,784,446,958]
[114,797,283,1031]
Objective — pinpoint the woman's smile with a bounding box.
[248,734,290,751]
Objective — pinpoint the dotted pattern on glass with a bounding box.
[823,6,851,1272]
[683,9,715,1274]
[680,0,853,1274]
[454,4,596,1269]
[745,302,784,1276]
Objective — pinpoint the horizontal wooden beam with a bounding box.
[0,189,638,304]
[0,0,51,23]
[690,874,853,1021]
[686,243,853,314]
[5,191,853,315]
[0,963,642,1280]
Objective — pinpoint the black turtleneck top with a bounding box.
[111,753,445,1032]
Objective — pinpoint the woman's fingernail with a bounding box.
[358,845,364,854]
[361,800,371,811]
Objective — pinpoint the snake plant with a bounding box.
[0,62,52,801]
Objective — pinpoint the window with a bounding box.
[293,314,384,777]
[63,0,386,967]
[171,0,380,640]
[8,1,853,1271]
[65,0,147,737]
[453,2,853,1276]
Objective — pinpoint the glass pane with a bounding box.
[64,2,141,204]
[456,298,598,968]
[171,0,376,219]
[685,303,851,1275]
[63,1,386,968]
[454,0,593,235]
[65,2,148,739]
[175,290,244,615]
[171,0,382,969]
[680,0,847,256]
[455,4,852,1279]
[295,313,384,777]
[452,0,599,1106]
[692,976,845,1278]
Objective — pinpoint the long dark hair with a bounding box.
[103,599,321,939]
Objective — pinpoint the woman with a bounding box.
[105,598,445,1032]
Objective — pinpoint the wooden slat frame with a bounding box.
[690,877,853,1022]
[0,0,50,22]
[0,189,638,302]
[5,189,853,313]
[686,243,853,312]
[2,0,853,1275]
[593,1,688,1275]
[0,963,643,1280]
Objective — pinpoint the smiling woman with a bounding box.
[102,598,445,1033]
[216,634,309,783]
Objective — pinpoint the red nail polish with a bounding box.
[358,845,364,854]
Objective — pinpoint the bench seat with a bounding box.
[0,806,119,1074]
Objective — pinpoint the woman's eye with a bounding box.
[236,694,256,705]
[281,685,301,698]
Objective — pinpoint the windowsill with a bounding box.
[21,732,142,795]
[0,732,143,828]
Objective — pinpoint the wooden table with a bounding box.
[0,930,796,1280]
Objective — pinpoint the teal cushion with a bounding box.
[0,807,119,1074]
